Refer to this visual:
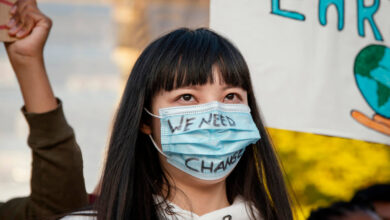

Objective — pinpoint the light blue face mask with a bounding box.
[145,101,261,181]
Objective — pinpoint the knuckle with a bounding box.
[46,17,53,27]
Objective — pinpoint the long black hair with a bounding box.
[95,28,293,220]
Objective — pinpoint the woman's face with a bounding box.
[148,67,248,186]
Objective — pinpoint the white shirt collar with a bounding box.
[154,195,262,220]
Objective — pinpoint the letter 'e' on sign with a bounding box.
[0,0,16,42]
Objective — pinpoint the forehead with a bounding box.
[151,67,247,103]
[187,66,227,86]
[156,64,245,93]
[209,66,226,85]
[168,67,245,93]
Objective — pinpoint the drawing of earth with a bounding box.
[354,45,390,118]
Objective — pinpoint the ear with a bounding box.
[140,123,152,135]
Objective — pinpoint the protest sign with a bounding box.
[0,0,16,42]
[210,0,390,144]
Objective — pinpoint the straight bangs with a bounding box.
[145,28,251,100]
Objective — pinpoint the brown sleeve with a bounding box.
[0,99,88,220]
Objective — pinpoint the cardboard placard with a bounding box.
[0,0,16,42]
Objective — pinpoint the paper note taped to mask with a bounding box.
[0,0,16,42]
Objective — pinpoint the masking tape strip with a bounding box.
[0,0,13,6]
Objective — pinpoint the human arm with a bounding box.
[0,102,89,219]
[0,0,88,218]
[5,0,56,113]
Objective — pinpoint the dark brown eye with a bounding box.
[225,93,235,100]
[181,94,193,101]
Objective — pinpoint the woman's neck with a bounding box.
[163,177,230,216]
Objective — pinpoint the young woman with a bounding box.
[7,0,293,219]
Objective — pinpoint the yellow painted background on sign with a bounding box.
[268,128,390,219]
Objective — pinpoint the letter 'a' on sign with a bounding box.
[0,0,17,42]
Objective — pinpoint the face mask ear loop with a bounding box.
[144,108,162,118]
[148,134,168,158]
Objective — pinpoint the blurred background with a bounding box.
[0,0,389,219]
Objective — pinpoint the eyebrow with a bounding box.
[175,85,200,90]
[222,85,245,91]
[175,84,244,91]
[222,85,235,90]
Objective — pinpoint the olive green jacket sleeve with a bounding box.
[0,100,88,220]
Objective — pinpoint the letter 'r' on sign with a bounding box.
[357,0,383,41]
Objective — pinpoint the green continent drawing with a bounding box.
[354,44,390,118]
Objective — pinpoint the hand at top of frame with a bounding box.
[3,0,57,113]
[5,0,52,61]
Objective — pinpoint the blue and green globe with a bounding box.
[354,45,390,118]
